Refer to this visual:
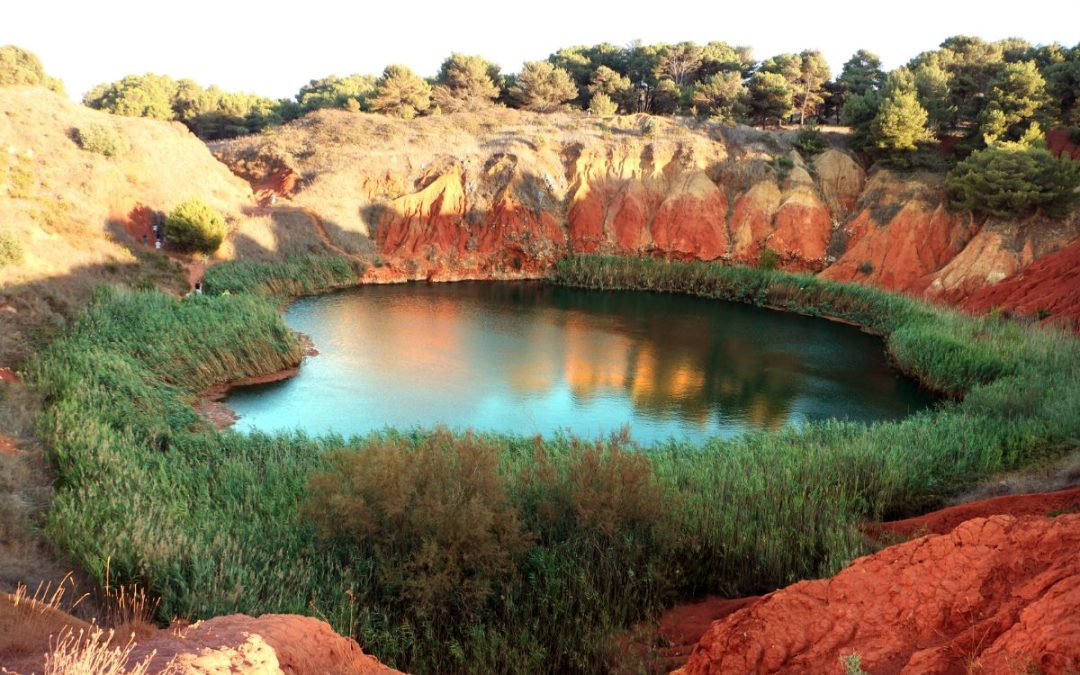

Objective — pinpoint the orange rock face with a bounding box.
[677,515,1080,675]
[130,614,404,675]
[822,179,976,293]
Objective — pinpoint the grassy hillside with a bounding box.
[0,87,352,367]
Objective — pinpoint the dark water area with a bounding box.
[226,282,935,445]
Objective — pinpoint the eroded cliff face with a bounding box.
[213,109,1080,322]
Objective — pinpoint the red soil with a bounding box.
[677,514,1080,675]
[120,203,156,245]
[0,367,19,384]
[1047,128,1080,161]
[252,167,299,206]
[960,236,1080,330]
[657,488,1080,674]
[1,612,402,675]
[868,487,1080,541]
[0,435,16,456]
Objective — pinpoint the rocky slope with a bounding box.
[213,108,1080,325]
[676,513,1080,675]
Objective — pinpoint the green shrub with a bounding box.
[947,140,1080,218]
[857,261,874,275]
[76,122,129,157]
[164,199,226,254]
[793,125,829,157]
[758,247,780,271]
[304,430,529,626]
[0,230,23,267]
[588,92,619,116]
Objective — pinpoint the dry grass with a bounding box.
[39,627,169,675]
[0,575,90,662]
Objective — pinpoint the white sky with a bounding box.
[6,0,1080,102]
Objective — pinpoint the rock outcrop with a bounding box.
[211,109,1080,322]
[820,173,977,293]
[676,514,1080,675]
[131,614,403,675]
[960,236,1080,328]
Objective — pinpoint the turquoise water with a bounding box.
[226,282,935,445]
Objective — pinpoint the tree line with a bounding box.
[4,39,1079,217]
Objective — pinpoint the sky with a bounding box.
[6,0,1080,102]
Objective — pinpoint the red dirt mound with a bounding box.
[960,236,1080,329]
[0,367,19,384]
[677,514,1080,675]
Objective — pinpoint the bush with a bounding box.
[758,248,780,271]
[588,92,619,116]
[792,125,829,157]
[0,231,23,268]
[303,430,529,625]
[164,199,226,254]
[76,123,129,158]
[947,139,1080,218]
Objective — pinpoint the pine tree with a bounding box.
[369,65,432,120]
[510,61,577,112]
[870,89,932,151]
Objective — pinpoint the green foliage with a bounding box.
[432,53,500,113]
[0,230,23,268]
[841,651,870,675]
[509,61,577,112]
[757,247,780,270]
[870,89,933,152]
[587,92,618,116]
[201,256,362,296]
[654,42,703,87]
[947,134,1080,218]
[84,73,288,140]
[84,73,177,120]
[75,122,129,157]
[748,71,794,126]
[164,199,227,254]
[369,65,432,120]
[295,74,376,113]
[978,60,1048,143]
[913,62,954,132]
[587,65,635,112]
[837,50,885,103]
[0,45,65,94]
[792,124,829,156]
[692,72,747,121]
[304,431,530,625]
[649,79,681,115]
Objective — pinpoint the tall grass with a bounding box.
[201,255,362,297]
[26,256,1080,674]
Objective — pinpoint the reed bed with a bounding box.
[26,256,1079,674]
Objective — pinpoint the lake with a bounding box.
[225,282,934,445]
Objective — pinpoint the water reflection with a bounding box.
[226,282,934,445]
